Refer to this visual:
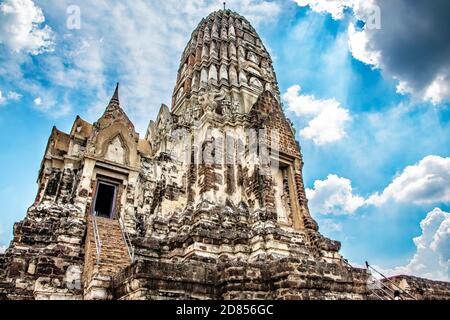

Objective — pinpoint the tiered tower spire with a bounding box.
[172,9,280,117]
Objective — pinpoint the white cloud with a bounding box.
[0,90,6,105]
[347,23,380,67]
[31,92,69,117]
[33,97,42,105]
[294,0,377,21]
[0,89,22,106]
[396,81,412,96]
[283,85,351,145]
[300,105,351,145]
[322,219,344,232]
[0,0,54,54]
[293,0,355,20]
[367,156,450,206]
[423,73,450,106]
[7,91,21,101]
[396,76,450,106]
[306,174,365,215]
[378,208,449,282]
[294,0,381,66]
[306,155,450,216]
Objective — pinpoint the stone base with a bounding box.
[84,272,114,300]
[34,276,83,300]
[113,258,369,300]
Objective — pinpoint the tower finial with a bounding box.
[223,2,226,10]
[105,82,120,112]
[112,82,119,101]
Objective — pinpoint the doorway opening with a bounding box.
[93,181,117,219]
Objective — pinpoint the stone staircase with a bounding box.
[367,282,395,300]
[83,216,131,300]
[365,262,417,300]
[368,282,417,300]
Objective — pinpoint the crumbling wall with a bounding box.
[383,275,450,300]
[1,202,86,300]
[114,258,369,300]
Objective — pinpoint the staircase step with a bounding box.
[85,216,132,274]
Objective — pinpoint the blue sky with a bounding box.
[0,0,449,281]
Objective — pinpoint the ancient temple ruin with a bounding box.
[0,9,448,300]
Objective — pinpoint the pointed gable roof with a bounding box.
[96,83,136,134]
[86,83,141,167]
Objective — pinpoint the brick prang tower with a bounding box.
[0,9,371,300]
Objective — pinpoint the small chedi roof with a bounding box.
[111,82,120,102]
[172,9,280,115]
[104,82,120,112]
[97,83,137,135]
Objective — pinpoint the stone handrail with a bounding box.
[119,216,135,263]
[92,213,102,264]
[366,261,417,300]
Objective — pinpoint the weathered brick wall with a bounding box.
[243,166,276,215]
[250,90,301,159]
[383,275,450,300]
[37,167,80,205]
[198,164,221,194]
[218,259,369,300]
[0,254,11,300]
[1,203,86,300]
[114,260,216,300]
[114,258,369,300]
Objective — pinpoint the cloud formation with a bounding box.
[381,208,449,281]
[0,90,5,105]
[307,155,450,216]
[283,85,351,145]
[306,174,365,215]
[347,22,380,66]
[295,0,359,20]
[0,89,21,106]
[322,219,344,232]
[294,0,377,21]
[0,0,54,54]
[6,91,21,101]
[306,168,450,280]
[294,0,450,104]
[367,156,450,206]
